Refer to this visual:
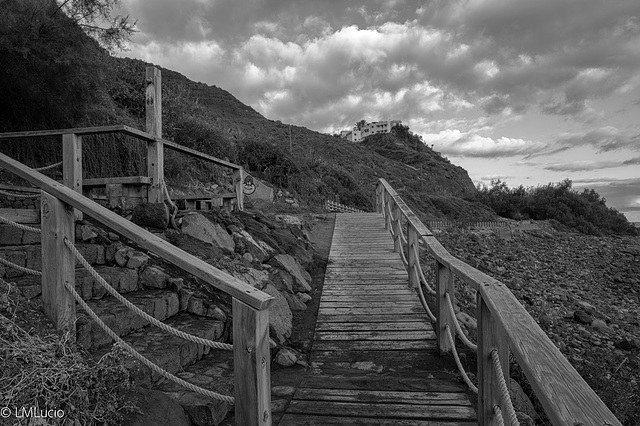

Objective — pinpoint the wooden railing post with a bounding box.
[233,167,245,211]
[392,203,401,253]
[62,132,83,221]
[376,184,382,213]
[435,260,455,354]
[477,293,509,426]
[407,224,419,289]
[40,191,76,337]
[146,66,164,204]
[233,298,271,426]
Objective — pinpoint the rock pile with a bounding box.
[430,227,640,422]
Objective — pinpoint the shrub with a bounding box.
[0,282,136,425]
[476,179,638,236]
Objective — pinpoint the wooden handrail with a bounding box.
[0,152,271,310]
[376,178,621,426]
[0,125,242,171]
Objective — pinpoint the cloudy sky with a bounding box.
[115,0,640,221]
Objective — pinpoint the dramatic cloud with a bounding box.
[117,0,640,216]
[423,130,544,158]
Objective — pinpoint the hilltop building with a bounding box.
[340,120,401,142]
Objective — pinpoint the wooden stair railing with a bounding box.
[0,124,245,212]
[0,152,273,426]
[376,178,621,426]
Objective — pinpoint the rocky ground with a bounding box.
[430,224,640,425]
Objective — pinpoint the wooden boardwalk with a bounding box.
[280,213,477,425]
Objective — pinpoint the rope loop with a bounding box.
[445,324,478,394]
[63,237,233,351]
[414,266,437,323]
[444,292,478,351]
[493,405,506,426]
[490,349,520,425]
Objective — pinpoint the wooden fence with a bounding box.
[376,178,620,426]
[0,152,273,425]
[425,220,509,229]
[324,199,366,213]
[0,67,245,212]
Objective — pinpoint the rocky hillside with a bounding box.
[112,57,498,221]
[431,225,640,424]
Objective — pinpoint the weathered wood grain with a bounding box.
[294,388,472,405]
[233,298,271,426]
[40,192,75,335]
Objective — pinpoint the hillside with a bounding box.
[0,0,493,221]
[106,57,496,221]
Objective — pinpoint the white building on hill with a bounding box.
[340,120,401,142]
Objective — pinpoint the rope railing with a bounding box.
[445,324,478,394]
[376,178,623,425]
[410,243,436,295]
[33,161,63,172]
[445,292,477,351]
[0,214,41,234]
[0,257,42,276]
[413,264,437,323]
[63,280,234,404]
[491,349,520,425]
[0,213,42,276]
[63,237,232,351]
[494,405,506,426]
[0,189,40,199]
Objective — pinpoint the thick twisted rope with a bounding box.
[0,215,41,234]
[0,189,39,199]
[397,242,408,268]
[34,161,63,172]
[490,349,519,425]
[161,179,179,230]
[445,292,478,351]
[493,405,506,426]
[63,281,234,404]
[410,244,436,295]
[414,268,437,322]
[63,238,233,351]
[445,324,478,394]
[0,257,42,276]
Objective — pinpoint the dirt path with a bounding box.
[270,213,335,424]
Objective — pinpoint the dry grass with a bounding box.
[0,281,137,426]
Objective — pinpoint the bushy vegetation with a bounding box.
[476,179,637,236]
[1,281,136,425]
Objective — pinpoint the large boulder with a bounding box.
[232,267,269,290]
[262,284,292,343]
[268,254,311,293]
[131,203,170,229]
[232,230,275,263]
[181,213,235,254]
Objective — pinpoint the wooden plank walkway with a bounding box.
[280,213,477,425]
